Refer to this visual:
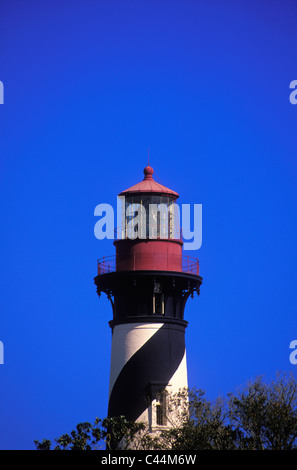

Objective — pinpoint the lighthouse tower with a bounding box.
[94,164,202,431]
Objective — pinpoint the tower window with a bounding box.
[153,293,164,314]
[156,391,167,426]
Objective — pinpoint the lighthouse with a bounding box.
[94,164,202,432]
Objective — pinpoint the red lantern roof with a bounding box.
[118,165,179,199]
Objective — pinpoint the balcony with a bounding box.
[97,254,199,276]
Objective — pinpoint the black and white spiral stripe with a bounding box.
[108,322,187,422]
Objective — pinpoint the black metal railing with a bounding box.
[97,254,199,276]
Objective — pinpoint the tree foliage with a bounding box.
[34,417,146,450]
[35,372,297,450]
[228,372,297,449]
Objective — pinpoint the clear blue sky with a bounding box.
[0,0,296,450]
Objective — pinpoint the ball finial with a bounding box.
[143,165,154,179]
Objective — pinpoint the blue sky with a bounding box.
[0,0,297,449]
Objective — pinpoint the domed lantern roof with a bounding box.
[118,165,179,199]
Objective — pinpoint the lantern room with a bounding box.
[117,165,181,241]
[114,165,184,273]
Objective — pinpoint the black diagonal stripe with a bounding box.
[108,323,186,422]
